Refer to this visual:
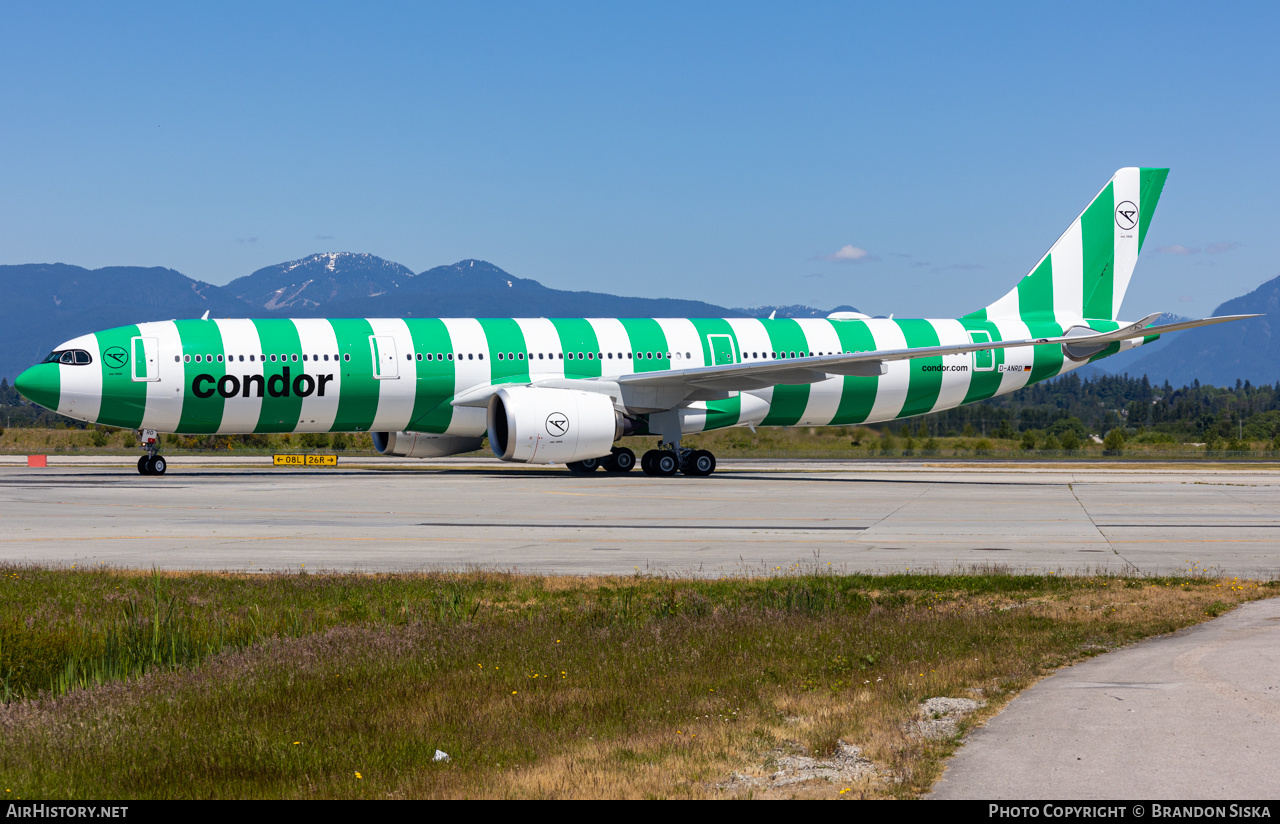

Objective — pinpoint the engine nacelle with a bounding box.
[487,386,622,464]
[372,431,484,458]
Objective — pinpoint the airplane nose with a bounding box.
[14,363,60,412]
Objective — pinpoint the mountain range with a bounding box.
[0,252,1273,388]
[0,253,859,381]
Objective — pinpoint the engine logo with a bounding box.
[545,412,569,436]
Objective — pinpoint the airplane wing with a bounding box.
[613,313,1257,392]
[451,313,1257,411]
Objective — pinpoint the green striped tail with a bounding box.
[966,168,1168,325]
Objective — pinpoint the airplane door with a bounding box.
[131,337,160,381]
[969,330,994,371]
[370,335,399,379]
[706,334,737,365]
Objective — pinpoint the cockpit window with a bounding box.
[42,349,93,365]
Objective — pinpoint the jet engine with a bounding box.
[487,386,622,464]
[372,431,484,458]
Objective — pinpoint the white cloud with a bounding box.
[1205,241,1241,254]
[1156,244,1199,255]
[816,244,879,263]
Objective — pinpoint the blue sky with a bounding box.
[2,1,1276,319]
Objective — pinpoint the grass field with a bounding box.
[0,566,1272,799]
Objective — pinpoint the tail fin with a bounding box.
[967,167,1169,324]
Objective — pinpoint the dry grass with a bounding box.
[0,566,1272,799]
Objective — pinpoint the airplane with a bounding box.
[13,167,1256,477]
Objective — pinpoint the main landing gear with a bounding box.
[567,443,716,477]
[136,429,167,475]
[641,444,716,477]
[566,445,638,475]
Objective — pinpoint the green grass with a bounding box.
[0,566,1272,799]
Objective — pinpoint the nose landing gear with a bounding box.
[136,429,167,475]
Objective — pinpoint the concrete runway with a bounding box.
[1,456,1278,578]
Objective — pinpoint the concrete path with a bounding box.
[929,597,1280,799]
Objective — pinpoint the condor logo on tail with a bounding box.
[192,367,335,399]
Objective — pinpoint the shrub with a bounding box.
[1103,428,1126,455]
[298,433,331,450]
[1049,416,1088,442]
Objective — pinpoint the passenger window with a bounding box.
[184,355,191,363]
[343,354,350,362]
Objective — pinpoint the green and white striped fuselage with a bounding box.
[36,314,1143,437]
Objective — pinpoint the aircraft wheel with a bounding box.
[151,456,167,475]
[137,456,151,475]
[567,458,600,475]
[682,450,716,477]
[653,451,679,477]
[605,447,636,473]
